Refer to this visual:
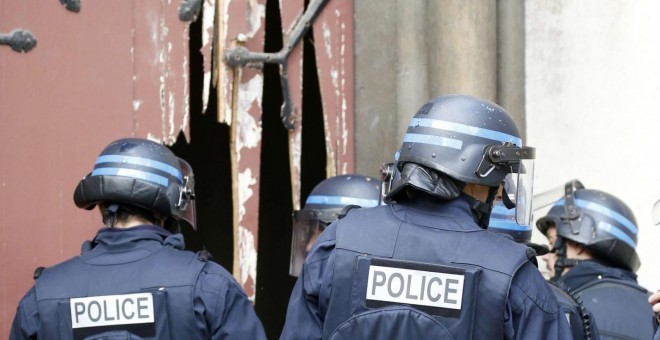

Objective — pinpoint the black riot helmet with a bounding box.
[387,94,536,226]
[536,180,640,275]
[74,138,196,230]
[289,174,380,276]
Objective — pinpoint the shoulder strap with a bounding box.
[552,281,594,340]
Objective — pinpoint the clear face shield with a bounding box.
[175,158,196,230]
[476,142,535,226]
[653,199,660,226]
[289,209,336,277]
[502,159,535,226]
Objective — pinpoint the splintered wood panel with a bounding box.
[217,0,267,300]
[280,1,305,210]
[313,0,355,176]
[0,0,190,335]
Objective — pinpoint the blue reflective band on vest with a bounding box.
[408,118,522,146]
[92,168,169,187]
[95,155,183,181]
[305,195,380,208]
[554,199,638,235]
[402,133,463,150]
[598,221,636,248]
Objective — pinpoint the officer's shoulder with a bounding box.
[509,262,558,313]
[33,255,84,281]
[337,204,386,221]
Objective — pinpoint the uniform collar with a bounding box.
[557,259,637,289]
[81,225,185,260]
[393,194,480,230]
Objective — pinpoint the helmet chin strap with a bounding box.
[552,236,582,281]
[462,186,499,229]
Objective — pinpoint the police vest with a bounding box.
[548,282,596,340]
[34,245,207,339]
[324,204,530,339]
[573,277,655,340]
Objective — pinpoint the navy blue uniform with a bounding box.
[281,196,572,339]
[548,282,599,340]
[555,260,655,340]
[10,225,266,340]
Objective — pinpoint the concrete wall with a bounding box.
[526,0,660,289]
[355,0,525,178]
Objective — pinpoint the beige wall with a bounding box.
[526,0,660,289]
[354,0,525,178]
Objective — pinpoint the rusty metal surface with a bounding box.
[313,0,355,175]
[217,0,267,300]
[0,0,190,334]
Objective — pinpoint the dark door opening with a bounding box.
[255,0,327,338]
[171,1,328,337]
[170,8,234,270]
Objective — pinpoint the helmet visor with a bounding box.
[653,199,660,226]
[503,159,535,226]
[289,210,325,277]
[175,158,196,230]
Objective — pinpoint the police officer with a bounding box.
[489,201,599,340]
[281,94,572,339]
[537,180,655,340]
[10,138,266,339]
[289,174,380,277]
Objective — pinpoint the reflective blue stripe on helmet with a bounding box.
[91,168,169,187]
[402,133,463,150]
[305,195,380,208]
[409,118,522,146]
[553,198,638,235]
[95,155,183,182]
[489,220,531,231]
[598,221,637,248]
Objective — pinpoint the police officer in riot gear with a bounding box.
[281,94,572,339]
[489,201,599,340]
[537,180,655,340]
[290,174,380,277]
[10,138,266,339]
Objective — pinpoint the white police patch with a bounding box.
[70,292,154,328]
[365,258,465,318]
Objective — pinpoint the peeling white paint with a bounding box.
[323,22,333,59]
[219,0,233,125]
[168,91,175,137]
[236,74,264,160]
[246,0,266,39]
[290,130,302,210]
[238,225,257,300]
[182,25,190,134]
[340,21,348,157]
[132,100,142,111]
[202,0,216,112]
[238,168,257,225]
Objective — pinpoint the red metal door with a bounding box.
[0,0,191,335]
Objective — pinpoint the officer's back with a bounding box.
[537,182,656,340]
[10,138,266,339]
[280,95,572,339]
